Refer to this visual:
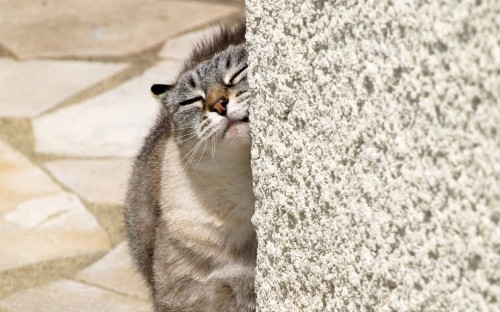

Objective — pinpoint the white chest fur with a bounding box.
[160,138,255,251]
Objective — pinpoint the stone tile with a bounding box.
[0,279,152,312]
[0,59,126,117]
[76,242,151,301]
[0,0,239,59]
[0,141,111,272]
[0,193,111,272]
[44,159,133,205]
[0,141,61,213]
[159,28,216,60]
[33,60,183,157]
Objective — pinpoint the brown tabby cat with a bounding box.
[125,21,256,312]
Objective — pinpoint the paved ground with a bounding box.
[0,1,243,311]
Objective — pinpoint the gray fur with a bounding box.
[125,22,256,312]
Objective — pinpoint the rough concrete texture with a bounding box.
[247,0,500,311]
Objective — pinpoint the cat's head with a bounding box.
[152,26,250,164]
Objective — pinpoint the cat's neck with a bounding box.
[191,143,251,178]
[161,137,255,250]
[162,138,254,221]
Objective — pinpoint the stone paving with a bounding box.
[0,1,243,311]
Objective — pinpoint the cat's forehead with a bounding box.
[186,44,246,78]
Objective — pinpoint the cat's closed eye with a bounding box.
[225,64,248,86]
[179,96,204,106]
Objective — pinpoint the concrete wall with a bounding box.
[247,0,500,311]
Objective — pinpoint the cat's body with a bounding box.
[125,22,256,312]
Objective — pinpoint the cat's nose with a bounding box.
[210,97,228,116]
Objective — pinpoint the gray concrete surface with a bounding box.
[247,0,500,311]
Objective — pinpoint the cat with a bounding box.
[125,21,256,312]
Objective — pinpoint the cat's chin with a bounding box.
[223,121,251,144]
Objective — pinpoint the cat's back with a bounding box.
[125,110,170,286]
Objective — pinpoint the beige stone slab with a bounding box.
[33,60,183,157]
[76,242,151,301]
[44,159,133,205]
[0,193,111,272]
[160,28,216,60]
[0,140,61,214]
[0,279,152,312]
[0,0,239,59]
[0,58,127,117]
[0,141,111,272]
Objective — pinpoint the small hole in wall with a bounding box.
[364,77,374,94]
[490,211,499,224]
[414,282,423,291]
[423,210,431,222]
[472,96,481,111]
[269,82,276,93]
[436,40,448,52]
[398,25,406,37]
[384,279,397,289]
[428,251,439,260]
[299,211,306,221]
[287,213,298,229]
[468,254,482,271]
[278,281,289,296]
[393,66,403,81]
[356,100,364,113]
[315,0,326,10]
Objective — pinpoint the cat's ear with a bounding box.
[151,84,174,98]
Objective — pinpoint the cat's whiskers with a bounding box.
[174,126,198,142]
[177,132,199,144]
[180,124,212,168]
[177,128,198,136]
[184,138,206,171]
[211,136,216,165]
[198,119,213,133]
[181,139,204,170]
[195,139,209,170]
[212,135,222,172]
[174,124,199,130]
[187,124,220,171]
[176,129,199,137]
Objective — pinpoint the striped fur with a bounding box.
[125,20,256,312]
